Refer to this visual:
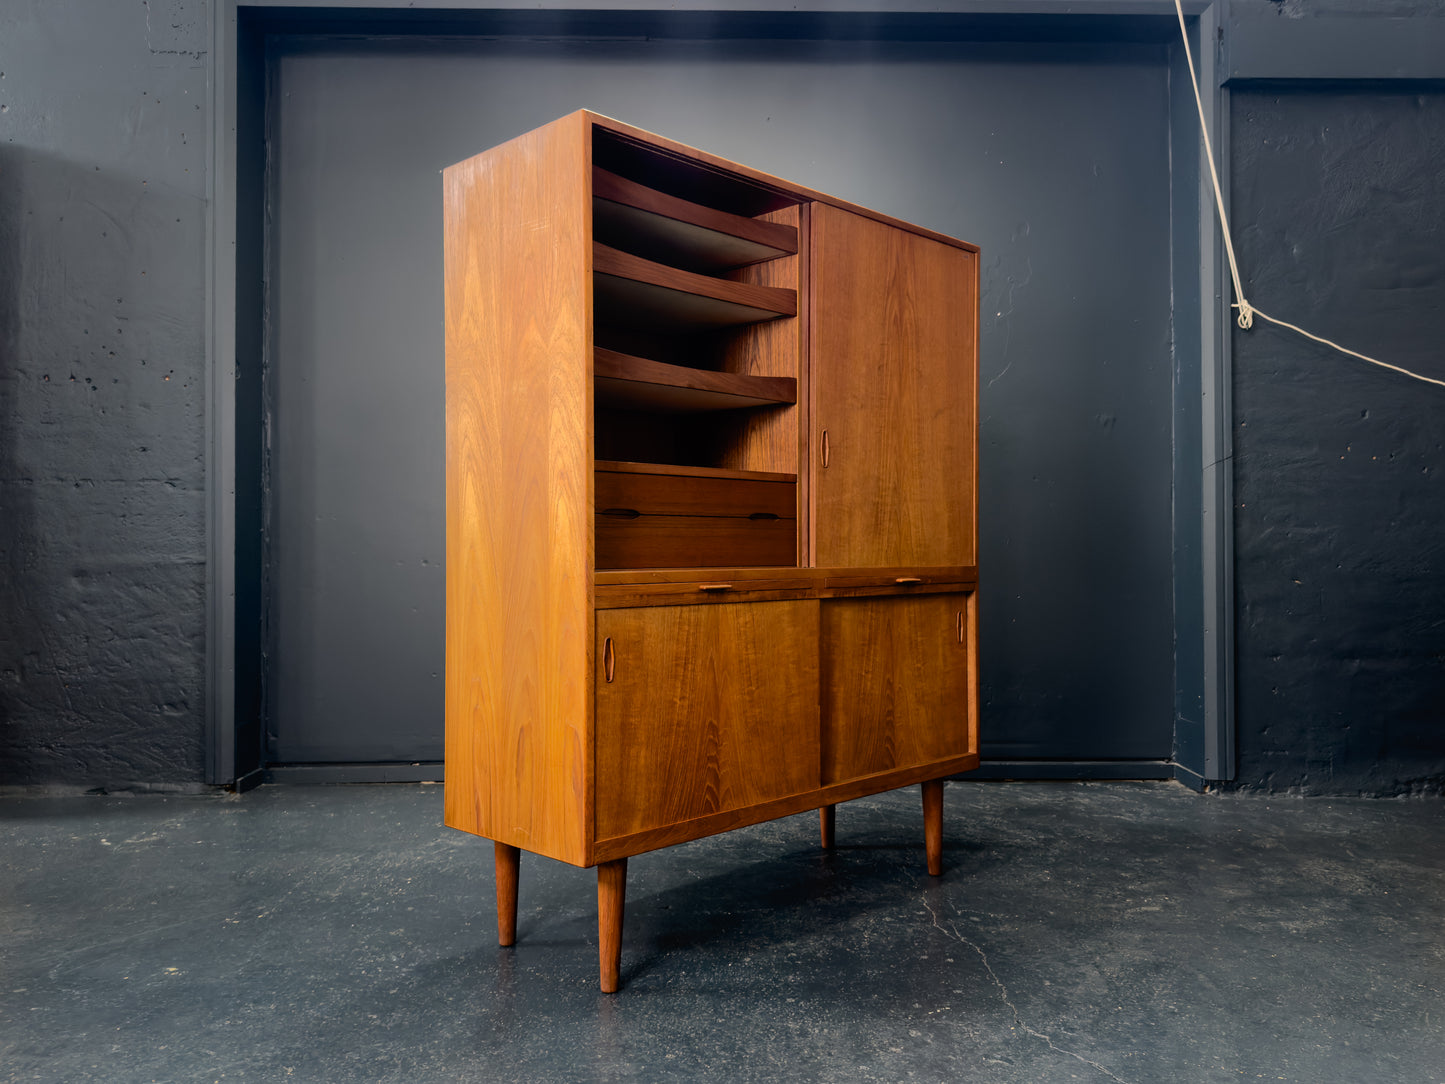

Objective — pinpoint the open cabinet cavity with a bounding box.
[589,126,806,570]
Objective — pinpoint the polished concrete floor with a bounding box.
[2,781,1443,1083]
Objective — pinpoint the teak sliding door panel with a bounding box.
[810,204,978,569]
[595,601,820,840]
[820,594,972,785]
[442,113,593,865]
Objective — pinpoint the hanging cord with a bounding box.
[1173,0,1445,389]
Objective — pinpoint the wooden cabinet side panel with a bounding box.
[811,203,978,569]
[442,113,593,865]
[595,601,820,840]
[820,594,972,785]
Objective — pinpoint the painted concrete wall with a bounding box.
[1,0,1442,793]
[261,36,1176,768]
[0,0,209,787]
[1229,86,1445,794]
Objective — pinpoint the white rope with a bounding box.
[1174,0,1445,390]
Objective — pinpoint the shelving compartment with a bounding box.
[590,124,805,570]
[593,167,797,273]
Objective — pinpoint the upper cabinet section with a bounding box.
[444,111,979,580]
[809,203,979,569]
[589,119,806,570]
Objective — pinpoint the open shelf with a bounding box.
[592,125,799,218]
[593,168,798,273]
[594,348,797,413]
[593,245,797,331]
[595,460,798,484]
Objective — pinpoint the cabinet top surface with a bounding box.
[447,108,979,256]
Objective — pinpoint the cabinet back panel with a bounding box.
[714,205,804,478]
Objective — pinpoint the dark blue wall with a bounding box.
[2,0,1443,794]
[1229,86,1445,794]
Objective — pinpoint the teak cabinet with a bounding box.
[443,111,980,992]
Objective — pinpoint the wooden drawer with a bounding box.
[595,463,797,569]
[595,577,812,609]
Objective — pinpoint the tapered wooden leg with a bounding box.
[819,805,836,850]
[922,780,944,876]
[494,841,520,947]
[597,858,628,993]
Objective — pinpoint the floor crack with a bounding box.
[922,896,1135,1084]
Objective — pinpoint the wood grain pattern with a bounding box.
[810,203,978,568]
[820,594,972,785]
[495,842,520,946]
[594,601,820,839]
[594,460,796,483]
[593,566,974,587]
[594,347,796,412]
[592,753,979,861]
[596,465,795,519]
[715,205,804,480]
[445,115,982,970]
[966,591,981,758]
[595,584,811,610]
[921,780,944,876]
[820,568,976,589]
[594,244,797,326]
[598,858,628,993]
[596,513,796,570]
[595,464,798,569]
[593,167,797,271]
[442,111,593,866]
[588,112,980,254]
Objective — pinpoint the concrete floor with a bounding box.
[2,781,1442,1084]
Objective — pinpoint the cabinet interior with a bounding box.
[591,126,804,571]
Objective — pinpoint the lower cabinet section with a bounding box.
[821,594,972,784]
[595,601,821,840]
[594,591,974,842]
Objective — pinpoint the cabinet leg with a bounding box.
[494,841,520,947]
[494,844,523,948]
[921,780,944,877]
[597,858,628,994]
[819,805,836,850]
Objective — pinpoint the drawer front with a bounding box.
[596,469,795,519]
[595,578,811,609]
[596,470,797,570]
[596,512,795,569]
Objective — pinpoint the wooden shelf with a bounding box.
[592,168,798,273]
[593,244,797,331]
[594,347,797,413]
[595,460,798,484]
